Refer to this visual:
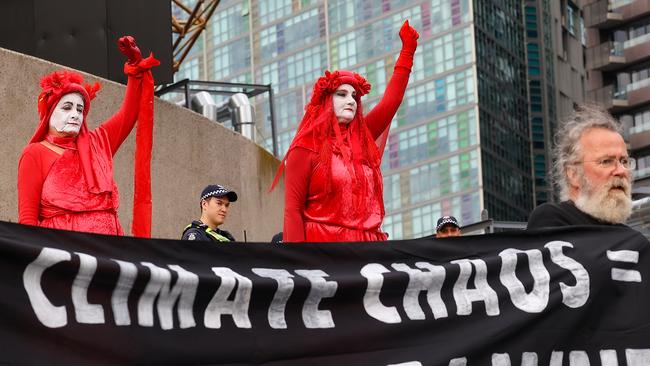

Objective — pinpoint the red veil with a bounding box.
[271,70,384,207]
[31,71,106,193]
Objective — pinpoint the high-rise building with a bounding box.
[525,0,586,206]
[473,1,534,224]
[584,0,650,194]
[176,0,536,239]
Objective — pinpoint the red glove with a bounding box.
[118,36,143,65]
[395,20,419,71]
[399,20,419,55]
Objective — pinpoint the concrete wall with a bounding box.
[0,47,284,241]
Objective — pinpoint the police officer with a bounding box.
[181,184,237,242]
[435,215,461,238]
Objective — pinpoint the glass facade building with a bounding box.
[175,0,535,239]
[526,0,557,206]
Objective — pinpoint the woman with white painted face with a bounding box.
[271,21,419,242]
[17,36,159,236]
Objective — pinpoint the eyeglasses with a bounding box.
[573,156,636,170]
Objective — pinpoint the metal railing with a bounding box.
[587,84,623,107]
[610,0,634,10]
[629,197,650,239]
[155,79,279,157]
[634,167,650,179]
[586,41,624,69]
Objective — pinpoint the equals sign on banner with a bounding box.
[606,250,642,283]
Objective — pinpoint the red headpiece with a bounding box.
[308,70,371,108]
[31,70,101,144]
[37,71,100,123]
[270,70,381,199]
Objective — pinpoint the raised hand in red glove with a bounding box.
[118,36,143,65]
[399,20,419,55]
[395,20,419,71]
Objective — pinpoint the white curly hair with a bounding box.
[552,104,623,201]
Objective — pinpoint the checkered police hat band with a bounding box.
[201,188,229,201]
[437,218,459,231]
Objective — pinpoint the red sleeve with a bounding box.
[364,65,411,142]
[97,74,143,155]
[283,148,316,242]
[17,146,46,225]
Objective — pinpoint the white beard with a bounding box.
[574,176,632,224]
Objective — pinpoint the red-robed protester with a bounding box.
[273,20,419,242]
[17,36,159,236]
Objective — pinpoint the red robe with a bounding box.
[284,65,411,242]
[17,74,143,235]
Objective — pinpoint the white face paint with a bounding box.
[332,84,357,124]
[49,93,84,136]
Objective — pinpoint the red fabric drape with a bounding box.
[124,54,160,237]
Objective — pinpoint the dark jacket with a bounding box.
[527,201,626,229]
[181,220,236,242]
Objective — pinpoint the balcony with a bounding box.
[586,0,650,28]
[588,35,650,72]
[630,129,650,150]
[616,0,650,22]
[588,79,650,113]
[586,84,629,110]
[585,0,624,29]
[586,41,626,71]
[622,79,650,110]
[623,33,650,65]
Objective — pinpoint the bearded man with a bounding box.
[527,104,634,229]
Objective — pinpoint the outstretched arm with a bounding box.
[283,148,315,242]
[100,74,143,154]
[98,36,151,154]
[365,21,419,147]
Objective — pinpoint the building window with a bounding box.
[257,0,292,26]
[354,59,388,99]
[399,68,476,128]
[274,91,303,130]
[383,108,478,169]
[628,107,650,134]
[634,154,650,179]
[566,4,575,36]
[620,18,650,48]
[211,37,250,80]
[258,62,279,87]
[383,174,401,211]
[525,5,538,39]
[286,44,327,88]
[208,3,249,46]
[406,149,480,207]
[175,57,200,82]
[257,8,324,63]
[383,213,403,240]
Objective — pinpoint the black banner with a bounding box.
[0,221,649,365]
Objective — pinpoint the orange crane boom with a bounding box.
[171,0,220,72]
